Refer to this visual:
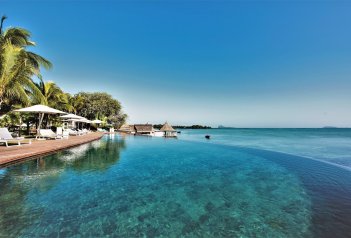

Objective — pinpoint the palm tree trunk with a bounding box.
[0,15,7,34]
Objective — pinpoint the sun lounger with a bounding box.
[79,129,89,135]
[0,140,8,147]
[67,129,81,136]
[63,130,69,139]
[39,129,63,140]
[57,127,69,139]
[82,129,89,134]
[0,128,32,146]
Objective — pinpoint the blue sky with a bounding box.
[2,1,351,127]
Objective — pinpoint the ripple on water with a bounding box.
[0,136,312,237]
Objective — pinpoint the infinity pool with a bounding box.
[1,134,351,237]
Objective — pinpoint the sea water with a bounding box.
[0,131,351,237]
[179,128,351,168]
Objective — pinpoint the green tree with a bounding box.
[32,79,71,111]
[67,93,84,114]
[74,92,126,128]
[108,112,128,129]
[0,16,51,114]
[30,79,73,127]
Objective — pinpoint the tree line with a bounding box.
[153,124,212,129]
[0,16,127,129]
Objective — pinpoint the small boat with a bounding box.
[205,135,210,139]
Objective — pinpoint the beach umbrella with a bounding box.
[76,118,90,128]
[67,118,91,129]
[91,119,102,124]
[60,114,85,129]
[62,119,79,122]
[62,118,83,129]
[60,113,84,119]
[15,123,27,127]
[79,119,92,130]
[13,104,66,138]
[62,118,79,129]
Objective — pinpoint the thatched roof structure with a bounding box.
[129,125,135,132]
[134,124,153,133]
[119,123,131,132]
[160,122,175,132]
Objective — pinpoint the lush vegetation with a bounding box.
[0,15,50,112]
[173,125,212,129]
[73,92,127,128]
[0,16,127,130]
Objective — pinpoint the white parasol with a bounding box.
[91,119,103,124]
[14,104,66,138]
[60,113,84,119]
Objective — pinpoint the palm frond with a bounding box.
[26,51,52,70]
[3,27,34,47]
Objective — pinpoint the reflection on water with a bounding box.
[0,136,126,237]
[2,134,351,237]
[62,138,126,172]
[0,135,312,237]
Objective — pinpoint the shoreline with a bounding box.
[0,132,104,168]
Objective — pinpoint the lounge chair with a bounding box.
[57,127,69,139]
[39,129,63,140]
[82,129,89,134]
[0,128,32,146]
[79,129,90,135]
[67,129,81,136]
[63,130,69,139]
[0,140,8,147]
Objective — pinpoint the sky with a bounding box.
[1,0,351,127]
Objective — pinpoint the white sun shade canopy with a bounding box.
[14,104,66,114]
[60,113,84,119]
[64,118,91,123]
[91,119,103,124]
[78,118,91,123]
[15,123,28,127]
[63,118,81,122]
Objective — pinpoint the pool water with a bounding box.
[1,134,351,237]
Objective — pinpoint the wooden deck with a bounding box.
[0,132,104,167]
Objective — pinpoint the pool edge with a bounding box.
[0,133,104,168]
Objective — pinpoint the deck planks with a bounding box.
[0,132,104,167]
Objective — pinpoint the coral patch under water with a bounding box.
[0,136,311,237]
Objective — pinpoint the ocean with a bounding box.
[179,128,351,169]
[1,129,351,237]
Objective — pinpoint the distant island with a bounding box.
[218,125,236,129]
[153,124,212,129]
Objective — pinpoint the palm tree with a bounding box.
[32,78,72,112]
[0,16,51,113]
[68,93,85,114]
[30,79,72,127]
[0,16,7,35]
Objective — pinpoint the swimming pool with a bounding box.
[0,134,350,237]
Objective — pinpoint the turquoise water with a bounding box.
[179,128,351,168]
[1,131,351,237]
